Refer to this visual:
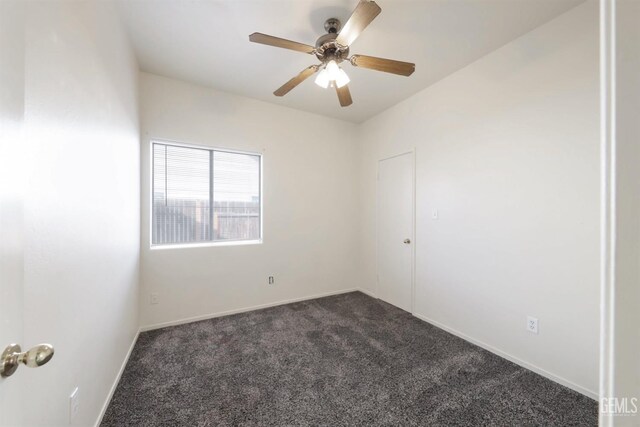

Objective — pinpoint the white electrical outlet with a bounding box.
[527,316,539,334]
[432,209,439,219]
[150,293,159,305]
[268,276,274,285]
[69,387,79,423]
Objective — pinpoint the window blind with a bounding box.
[152,142,261,245]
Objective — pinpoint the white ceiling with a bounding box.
[117,0,583,123]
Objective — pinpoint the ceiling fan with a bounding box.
[248,0,415,107]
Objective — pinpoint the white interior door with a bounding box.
[377,152,414,312]
[0,158,25,427]
[1,2,26,423]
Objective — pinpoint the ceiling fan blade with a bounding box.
[249,32,315,54]
[335,84,353,107]
[350,54,415,76]
[336,1,382,47]
[274,65,319,97]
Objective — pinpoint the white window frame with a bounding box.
[149,139,263,249]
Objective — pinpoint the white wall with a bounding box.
[139,73,360,329]
[20,1,140,425]
[358,2,600,397]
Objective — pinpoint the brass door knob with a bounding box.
[1,343,54,378]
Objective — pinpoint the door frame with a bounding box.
[376,149,416,314]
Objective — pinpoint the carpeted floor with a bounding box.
[102,292,597,426]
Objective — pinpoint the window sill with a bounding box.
[150,239,263,250]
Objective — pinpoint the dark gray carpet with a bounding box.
[102,292,597,426]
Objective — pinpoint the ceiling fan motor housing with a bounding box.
[324,18,341,33]
[315,18,349,64]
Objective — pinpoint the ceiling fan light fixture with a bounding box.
[325,60,340,80]
[316,60,349,89]
[314,69,330,88]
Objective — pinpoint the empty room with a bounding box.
[0,0,638,426]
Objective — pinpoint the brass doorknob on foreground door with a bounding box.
[1,343,54,378]
[404,239,411,244]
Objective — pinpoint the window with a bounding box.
[152,142,261,246]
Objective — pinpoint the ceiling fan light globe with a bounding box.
[326,60,340,80]
[335,69,350,88]
[314,69,330,88]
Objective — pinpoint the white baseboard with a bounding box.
[94,329,140,427]
[412,312,598,400]
[140,288,359,332]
